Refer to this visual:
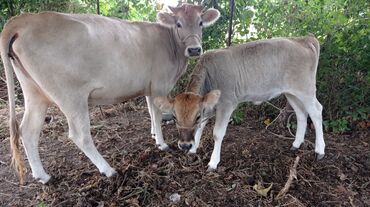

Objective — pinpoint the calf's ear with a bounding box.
[202,8,220,27]
[154,97,174,112]
[157,12,176,27]
[202,90,221,110]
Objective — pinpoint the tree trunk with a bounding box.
[227,0,234,47]
[97,0,100,15]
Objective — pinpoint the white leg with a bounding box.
[301,97,325,158]
[208,103,235,170]
[20,97,50,184]
[145,96,156,139]
[286,94,308,149]
[148,96,169,151]
[189,120,208,154]
[62,100,116,177]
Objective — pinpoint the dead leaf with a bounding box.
[339,173,347,181]
[253,181,273,197]
[264,118,271,125]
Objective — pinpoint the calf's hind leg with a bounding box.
[300,96,325,159]
[285,94,308,150]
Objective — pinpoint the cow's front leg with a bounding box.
[207,103,235,171]
[148,96,169,151]
[145,96,156,139]
[63,100,116,177]
[189,120,208,154]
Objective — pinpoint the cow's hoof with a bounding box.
[290,146,299,151]
[207,166,216,172]
[35,174,51,184]
[316,153,325,161]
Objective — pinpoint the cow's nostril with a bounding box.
[196,48,201,53]
[187,48,193,54]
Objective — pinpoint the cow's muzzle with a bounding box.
[186,46,202,57]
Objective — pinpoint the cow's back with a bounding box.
[2,12,175,104]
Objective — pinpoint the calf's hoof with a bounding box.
[316,153,325,161]
[101,168,117,177]
[188,147,197,154]
[163,146,174,152]
[158,143,172,152]
[35,174,51,184]
[290,146,299,151]
[207,166,216,172]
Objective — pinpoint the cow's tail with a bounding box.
[0,29,26,185]
[307,33,320,75]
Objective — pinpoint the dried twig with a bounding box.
[276,156,300,200]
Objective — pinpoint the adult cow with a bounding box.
[0,4,220,184]
[154,35,325,170]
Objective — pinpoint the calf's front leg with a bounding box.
[207,103,235,171]
[188,120,208,154]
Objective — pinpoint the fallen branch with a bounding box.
[276,156,300,200]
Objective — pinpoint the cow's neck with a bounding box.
[166,26,189,80]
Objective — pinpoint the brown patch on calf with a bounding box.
[173,92,203,127]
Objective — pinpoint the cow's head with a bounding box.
[157,4,220,57]
[154,90,221,151]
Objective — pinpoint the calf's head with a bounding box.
[154,90,221,151]
[157,4,220,57]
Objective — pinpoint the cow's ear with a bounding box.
[201,8,220,27]
[202,90,221,110]
[157,12,176,27]
[154,96,174,112]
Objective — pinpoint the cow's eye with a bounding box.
[199,21,203,27]
[176,22,182,28]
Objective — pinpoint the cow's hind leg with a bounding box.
[285,94,308,150]
[60,99,116,177]
[20,95,50,184]
[208,102,235,171]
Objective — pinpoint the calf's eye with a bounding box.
[199,21,203,27]
[176,22,182,28]
[195,114,201,122]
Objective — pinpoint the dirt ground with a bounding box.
[0,99,369,207]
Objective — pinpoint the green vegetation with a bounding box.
[0,0,368,133]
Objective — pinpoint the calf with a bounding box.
[155,35,325,170]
